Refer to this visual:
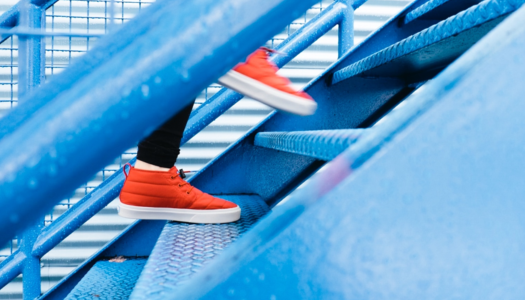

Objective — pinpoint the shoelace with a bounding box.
[260,46,287,56]
[170,170,194,195]
[123,163,195,194]
[176,180,194,195]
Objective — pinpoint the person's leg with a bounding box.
[135,102,194,171]
[118,99,241,224]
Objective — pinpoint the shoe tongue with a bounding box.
[169,166,179,174]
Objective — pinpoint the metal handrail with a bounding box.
[0,0,364,296]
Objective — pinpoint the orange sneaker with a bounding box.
[218,48,317,116]
[118,164,240,224]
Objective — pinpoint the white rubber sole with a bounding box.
[118,201,241,224]
[218,70,317,116]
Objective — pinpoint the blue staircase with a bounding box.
[1,0,525,298]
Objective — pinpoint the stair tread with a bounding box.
[332,0,523,84]
[64,259,147,300]
[130,195,269,300]
[404,0,483,24]
[255,129,367,161]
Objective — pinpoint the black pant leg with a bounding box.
[137,100,195,168]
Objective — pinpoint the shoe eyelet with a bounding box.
[186,192,190,194]
[171,176,175,180]
[179,184,182,187]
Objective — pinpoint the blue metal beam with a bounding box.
[254,129,366,160]
[172,5,525,299]
[337,0,354,56]
[0,0,60,42]
[0,4,18,43]
[404,0,483,24]
[0,0,318,253]
[332,0,524,84]
[17,0,45,99]
[0,251,25,289]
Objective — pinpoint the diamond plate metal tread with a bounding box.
[254,129,367,161]
[404,0,483,24]
[65,259,147,300]
[332,0,525,84]
[129,195,269,300]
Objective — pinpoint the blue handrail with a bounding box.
[0,0,318,250]
[0,0,361,296]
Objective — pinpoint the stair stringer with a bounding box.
[172,6,525,299]
[188,0,434,205]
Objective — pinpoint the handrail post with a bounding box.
[20,221,44,300]
[17,0,46,99]
[337,0,354,57]
[17,1,46,298]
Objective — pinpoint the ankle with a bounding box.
[134,160,171,172]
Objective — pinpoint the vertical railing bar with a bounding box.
[104,0,107,33]
[110,0,115,29]
[337,0,354,57]
[69,0,72,64]
[87,0,90,50]
[10,37,14,108]
[51,4,55,76]
[17,1,47,297]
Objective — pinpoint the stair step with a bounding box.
[254,129,366,161]
[332,0,523,84]
[130,195,269,300]
[64,259,147,300]
[404,0,483,24]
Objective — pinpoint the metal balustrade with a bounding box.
[0,0,518,298]
[0,0,416,298]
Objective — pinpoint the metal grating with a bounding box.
[130,195,270,300]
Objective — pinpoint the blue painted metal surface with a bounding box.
[404,0,483,24]
[337,0,354,56]
[186,0,435,205]
[4,0,519,297]
[0,28,104,38]
[131,195,269,300]
[169,6,525,299]
[255,129,366,160]
[17,0,45,99]
[0,251,25,289]
[0,4,18,43]
[40,220,166,300]
[32,165,131,259]
[332,0,525,84]
[0,0,319,248]
[0,1,352,294]
[0,0,188,140]
[20,220,44,300]
[64,259,147,300]
[183,0,348,145]
[16,2,47,298]
[0,0,59,42]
